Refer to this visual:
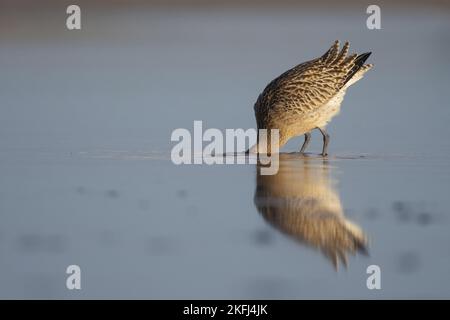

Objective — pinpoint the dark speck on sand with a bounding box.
[106,189,120,199]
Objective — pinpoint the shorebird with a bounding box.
[249,40,373,156]
[254,155,368,269]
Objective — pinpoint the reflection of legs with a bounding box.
[317,127,330,157]
[299,132,311,154]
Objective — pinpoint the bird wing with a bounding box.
[257,41,371,114]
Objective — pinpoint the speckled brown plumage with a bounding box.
[251,40,373,155]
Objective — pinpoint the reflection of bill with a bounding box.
[254,155,368,269]
[170,121,279,175]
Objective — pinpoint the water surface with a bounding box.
[0,7,450,298]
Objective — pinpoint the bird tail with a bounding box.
[321,41,373,82]
[343,52,372,85]
[321,40,340,63]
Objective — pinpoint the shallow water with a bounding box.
[1,6,450,298]
[1,149,450,298]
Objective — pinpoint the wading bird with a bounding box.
[249,40,373,156]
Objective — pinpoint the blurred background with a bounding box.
[0,0,450,298]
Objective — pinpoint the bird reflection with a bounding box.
[254,154,368,269]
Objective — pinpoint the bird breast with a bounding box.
[313,87,347,127]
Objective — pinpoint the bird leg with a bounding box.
[317,127,330,156]
[299,132,311,154]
